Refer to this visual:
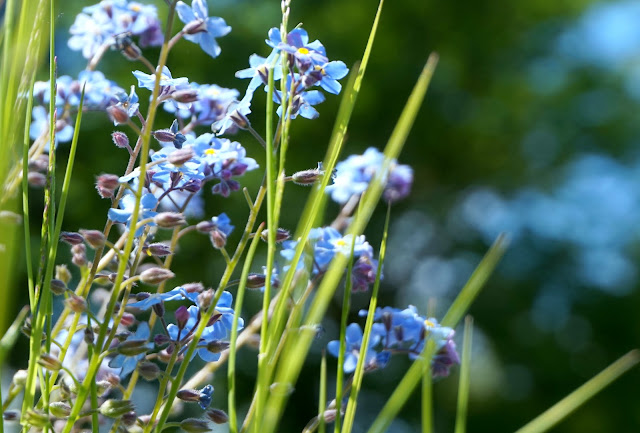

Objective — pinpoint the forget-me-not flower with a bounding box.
[176,0,231,58]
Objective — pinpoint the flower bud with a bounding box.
[206,313,222,327]
[209,230,227,249]
[152,302,165,318]
[260,228,290,243]
[117,340,152,356]
[206,340,229,354]
[27,171,46,187]
[138,361,161,381]
[197,289,214,310]
[60,231,84,245]
[172,89,199,103]
[230,110,250,130]
[140,268,175,285]
[176,389,201,403]
[168,148,195,166]
[96,380,114,395]
[99,400,135,418]
[154,334,171,346]
[322,409,337,423]
[246,273,266,290]
[111,131,130,149]
[24,409,50,428]
[79,229,106,248]
[50,278,67,295]
[154,212,186,228]
[84,326,95,345]
[182,282,204,293]
[12,369,27,387]
[65,293,87,313]
[29,154,49,172]
[3,411,19,422]
[205,409,229,424]
[175,305,190,330]
[49,402,72,418]
[291,166,323,186]
[183,20,208,34]
[71,243,86,255]
[55,265,72,285]
[94,273,112,286]
[122,411,138,427]
[142,242,173,257]
[121,41,142,61]
[38,354,62,371]
[107,105,130,125]
[180,418,211,433]
[196,220,215,233]
[120,312,136,327]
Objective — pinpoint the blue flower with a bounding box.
[127,286,200,310]
[29,106,74,145]
[212,90,254,135]
[108,322,153,379]
[308,61,349,95]
[327,323,388,373]
[133,66,189,91]
[326,147,414,204]
[267,28,328,69]
[107,192,158,236]
[198,385,214,409]
[176,0,231,58]
[111,85,140,123]
[209,213,234,236]
[236,50,282,94]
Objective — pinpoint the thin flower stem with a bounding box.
[142,347,180,433]
[139,55,157,74]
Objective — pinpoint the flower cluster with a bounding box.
[68,0,163,59]
[328,306,459,377]
[326,147,414,204]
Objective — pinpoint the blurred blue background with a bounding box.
[10,0,640,431]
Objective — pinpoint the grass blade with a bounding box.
[515,350,640,433]
[454,316,474,433]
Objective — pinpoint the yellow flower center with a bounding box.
[336,239,347,247]
[205,148,217,156]
[297,47,310,55]
[131,5,141,12]
[424,319,436,328]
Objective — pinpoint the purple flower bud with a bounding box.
[205,340,229,354]
[60,231,84,245]
[142,242,173,257]
[154,212,186,228]
[117,340,152,356]
[122,411,138,427]
[107,105,130,125]
[246,273,266,289]
[65,293,87,313]
[291,167,323,186]
[27,171,46,187]
[3,411,19,422]
[206,409,229,424]
[49,279,67,295]
[182,282,205,293]
[172,89,199,103]
[135,292,151,301]
[260,228,290,243]
[209,230,227,249]
[180,419,211,433]
[154,334,171,346]
[175,305,190,330]
[111,131,130,149]
[120,312,136,327]
[140,268,175,285]
[176,389,201,403]
[168,148,195,166]
[137,361,161,381]
[79,229,106,249]
[207,313,222,327]
[84,326,95,345]
[196,220,215,233]
[71,243,86,255]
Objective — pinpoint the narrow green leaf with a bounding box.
[0,305,29,367]
[421,340,434,433]
[454,316,474,433]
[319,350,328,433]
[515,350,640,433]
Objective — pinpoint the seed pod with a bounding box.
[138,361,161,381]
[99,400,135,418]
[38,354,62,371]
[140,268,175,285]
[50,279,67,295]
[49,402,72,418]
[154,212,186,228]
[111,131,130,149]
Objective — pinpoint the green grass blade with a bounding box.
[341,203,390,433]
[454,316,474,433]
[229,222,265,433]
[515,350,640,433]
[319,350,328,433]
[22,83,35,312]
[421,340,434,433]
[367,234,506,433]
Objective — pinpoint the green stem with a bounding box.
[454,316,474,433]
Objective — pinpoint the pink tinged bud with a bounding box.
[154,212,186,228]
[207,313,222,327]
[121,411,138,427]
[49,279,67,295]
[205,340,229,354]
[260,228,290,243]
[175,305,190,329]
[27,171,46,187]
[79,229,106,248]
[29,154,49,172]
[71,243,86,255]
[183,20,208,35]
[65,293,87,313]
[107,105,130,125]
[120,312,136,327]
[140,267,175,285]
[196,220,215,233]
[168,148,195,166]
[197,289,214,310]
[177,389,201,403]
[143,242,173,257]
[322,409,338,423]
[152,130,176,143]
[291,168,323,185]
[182,282,204,293]
[209,230,227,249]
[154,334,171,346]
[38,353,62,371]
[3,411,19,422]
[111,131,130,149]
[246,273,266,289]
[206,409,229,424]
[135,292,151,301]
[60,231,84,245]
[172,89,199,103]
[96,173,121,198]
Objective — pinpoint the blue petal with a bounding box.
[176,1,196,23]
[108,208,131,223]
